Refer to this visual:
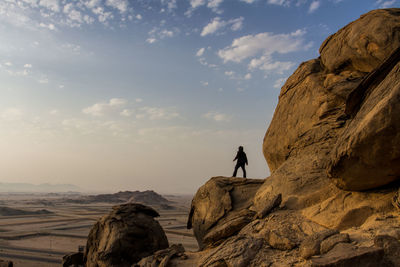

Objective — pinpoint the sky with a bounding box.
[0,0,398,194]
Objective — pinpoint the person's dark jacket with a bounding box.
[234,151,248,165]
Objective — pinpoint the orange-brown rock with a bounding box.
[85,203,168,267]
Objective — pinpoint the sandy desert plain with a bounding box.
[0,191,197,266]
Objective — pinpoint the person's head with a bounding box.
[238,146,243,152]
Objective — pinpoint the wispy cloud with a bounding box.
[376,0,396,8]
[218,29,309,74]
[137,106,180,120]
[308,1,320,13]
[201,17,244,36]
[82,98,127,117]
[1,108,23,121]
[196,47,205,57]
[203,111,231,122]
[273,77,287,88]
[267,0,291,7]
[185,0,224,17]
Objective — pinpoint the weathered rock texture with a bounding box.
[187,177,264,249]
[85,203,168,267]
[167,8,400,267]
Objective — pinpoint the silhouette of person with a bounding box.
[233,146,248,178]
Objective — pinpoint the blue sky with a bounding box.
[0,0,398,193]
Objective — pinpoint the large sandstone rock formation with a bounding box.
[85,203,168,267]
[163,8,400,267]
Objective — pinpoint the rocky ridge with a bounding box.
[63,8,400,267]
[174,8,400,266]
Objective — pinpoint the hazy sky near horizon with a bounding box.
[0,0,397,194]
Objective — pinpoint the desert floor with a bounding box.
[0,193,197,266]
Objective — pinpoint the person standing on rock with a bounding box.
[233,146,248,178]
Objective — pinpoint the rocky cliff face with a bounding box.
[78,8,400,267]
[171,8,400,266]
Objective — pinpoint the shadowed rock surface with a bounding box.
[84,203,168,267]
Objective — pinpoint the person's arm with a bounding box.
[245,153,248,165]
[233,153,238,161]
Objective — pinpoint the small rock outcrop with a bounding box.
[187,176,264,249]
[0,260,12,267]
[136,244,185,267]
[85,203,168,267]
[62,252,84,267]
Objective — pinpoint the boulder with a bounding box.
[320,233,350,255]
[299,229,338,259]
[62,252,84,267]
[85,203,168,267]
[135,244,185,267]
[0,260,12,267]
[187,177,264,249]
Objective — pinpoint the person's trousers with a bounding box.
[233,164,246,178]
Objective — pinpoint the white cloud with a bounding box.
[196,47,205,57]
[161,0,178,11]
[82,98,127,116]
[105,0,128,13]
[4,62,12,67]
[207,0,224,13]
[24,64,32,68]
[159,29,174,38]
[218,29,306,63]
[39,22,56,30]
[190,0,206,9]
[244,73,252,80]
[39,0,60,12]
[84,0,101,9]
[201,17,243,36]
[267,0,290,6]
[203,111,230,122]
[146,38,157,44]
[38,77,49,84]
[136,14,142,20]
[308,0,320,13]
[225,70,235,77]
[201,81,209,86]
[137,107,180,120]
[135,98,143,103]
[377,0,396,8]
[185,0,226,16]
[1,108,23,121]
[273,77,287,88]
[249,55,295,74]
[120,109,133,117]
[240,0,256,3]
[147,27,177,43]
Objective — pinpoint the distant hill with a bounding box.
[0,206,53,216]
[0,182,80,193]
[66,190,172,207]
